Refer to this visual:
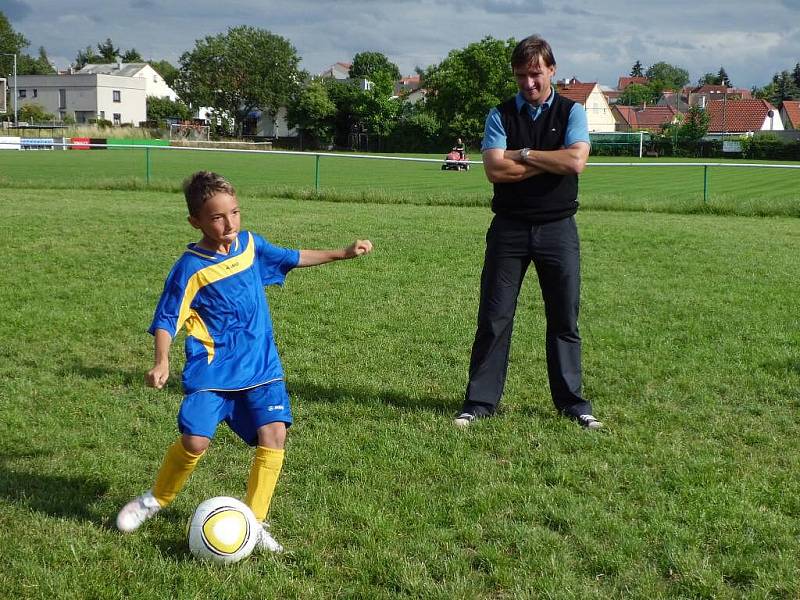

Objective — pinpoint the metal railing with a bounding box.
[3,141,799,207]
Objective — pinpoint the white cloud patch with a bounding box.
[3,0,799,87]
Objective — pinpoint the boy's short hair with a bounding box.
[511,35,556,70]
[183,171,236,216]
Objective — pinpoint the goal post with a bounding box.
[589,131,647,158]
[169,123,210,141]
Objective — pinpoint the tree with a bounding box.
[74,45,99,69]
[349,52,401,96]
[97,38,119,62]
[698,72,720,86]
[146,96,193,124]
[645,62,690,92]
[121,48,143,62]
[630,60,643,77]
[286,78,337,148]
[678,105,709,142]
[1,11,53,76]
[793,63,800,89]
[717,67,731,88]
[74,38,143,68]
[619,83,655,106]
[177,26,302,136]
[18,46,54,75]
[19,103,54,122]
[421,36,517,145]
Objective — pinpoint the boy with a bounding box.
[116,171,373,552]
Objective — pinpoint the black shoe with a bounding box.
[454,405,493,428]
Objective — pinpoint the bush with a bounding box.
[740,134,800,160]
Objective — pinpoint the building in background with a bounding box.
[15,73,146,125]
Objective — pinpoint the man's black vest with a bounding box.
[492,93,579,223]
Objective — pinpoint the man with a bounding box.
[456,35,602,429]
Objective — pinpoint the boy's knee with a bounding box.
[181,434,211,455]
[257,422,287,449]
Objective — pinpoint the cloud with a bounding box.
[0,0,32,20]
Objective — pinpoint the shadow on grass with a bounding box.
[58,359,184,393]
[59,359,457,413]
[0,457,108,523]
[290,379,456,415]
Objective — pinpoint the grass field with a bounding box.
[1,147,799,217]
[1,187,799,598]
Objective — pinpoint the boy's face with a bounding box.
[188,191,241,253]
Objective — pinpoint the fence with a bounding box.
[2,141,799,215]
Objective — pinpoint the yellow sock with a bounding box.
[244,446,285,522]
[151,440,204,507]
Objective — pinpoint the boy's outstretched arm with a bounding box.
[146,328,173,389]
[297,239,373,267]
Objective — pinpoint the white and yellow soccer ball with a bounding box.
[187,497,259,564]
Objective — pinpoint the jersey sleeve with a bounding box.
[254,233,300,286]
[480,107,506,151]
[565,103,591,147]
[148,263,187,337]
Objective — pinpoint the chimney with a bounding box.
[114,56,122,70]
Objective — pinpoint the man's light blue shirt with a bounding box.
[481,89,590,152]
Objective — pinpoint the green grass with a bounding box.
[1,188,799,598]
[1,148,799,216]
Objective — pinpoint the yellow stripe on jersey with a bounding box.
[176,232,256,363]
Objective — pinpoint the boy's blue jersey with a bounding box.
[149,231,300,394]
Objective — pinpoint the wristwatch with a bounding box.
[520,147,531,161]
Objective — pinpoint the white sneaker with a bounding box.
[116,490,161,533]
[577,414,603,430]
[256,522,284,553]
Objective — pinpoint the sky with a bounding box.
[2,0,799,90]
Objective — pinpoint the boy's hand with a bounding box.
[346,239,373,258]
[146,362,170,390]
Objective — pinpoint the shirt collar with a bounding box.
[515,88,555,116]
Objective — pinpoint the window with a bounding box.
[99,111,105,119]
[113,90,121,102]
[18,89,26,98]
[32,89,38,98]
[59,89,66,109]
[113,113,121,125]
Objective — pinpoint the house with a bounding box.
[612,104,679,132]
[556,78,616,132]
[15,73,146,125]
[318,62,352,80]
[78,61,178,101]
[657,90,689,113]
[780,100,800,130]
[617,76,649,90]
[688,85,751,109]
[395,75,420,95]
[706,98,783,136]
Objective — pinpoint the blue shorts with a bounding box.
[178,381,292,446]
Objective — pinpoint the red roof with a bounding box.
[781,100,800,129]
[617,76,649,90]
[556,81,597,104]
[613,105,678,131]
[707,99,778,133]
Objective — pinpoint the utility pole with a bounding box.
[1,53,17,126]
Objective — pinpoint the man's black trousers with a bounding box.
[463,214,592,417]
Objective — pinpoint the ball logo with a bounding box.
[201,506,251,555]
[188,496,258,564]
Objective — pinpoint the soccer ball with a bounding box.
[187,497,259,564]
